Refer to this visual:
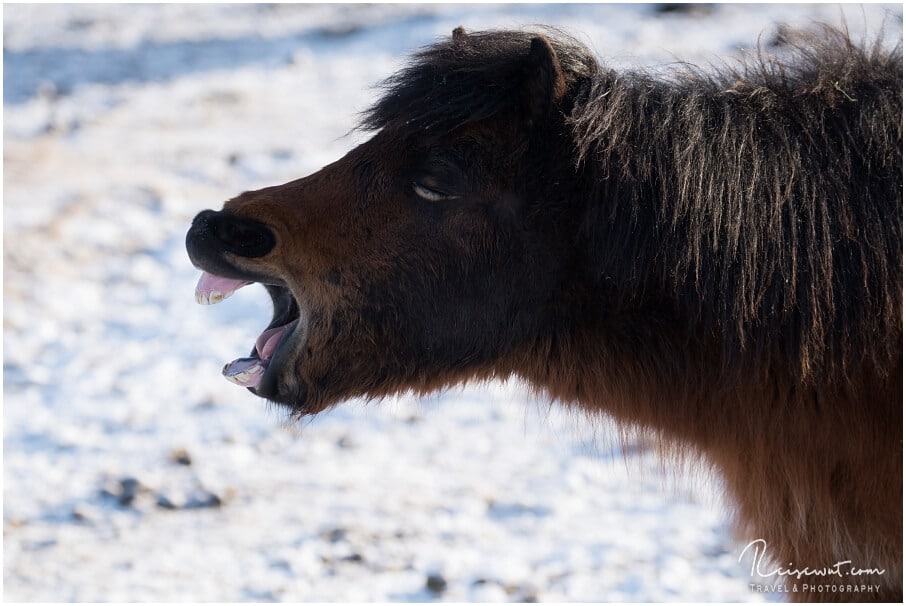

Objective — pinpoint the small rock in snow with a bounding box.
[426,573,447,594]
[169,448,192,466]
[100,476,143,507]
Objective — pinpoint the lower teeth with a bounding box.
[222,357,267,387]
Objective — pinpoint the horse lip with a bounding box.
[190,253,287,290]
[253,322,294,398]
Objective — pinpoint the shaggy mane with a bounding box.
[572,24,902,384]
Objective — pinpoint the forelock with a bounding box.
[358,28,596,135]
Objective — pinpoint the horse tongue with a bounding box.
[255,320,299,360]
[195,272,251,305]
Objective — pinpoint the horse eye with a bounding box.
[412,181,454,202]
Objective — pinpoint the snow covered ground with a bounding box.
[4,3,901,602]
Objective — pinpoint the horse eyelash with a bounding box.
[412,181,455,202]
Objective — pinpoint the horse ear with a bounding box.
[452,26,467,45]
[522,36,567,125]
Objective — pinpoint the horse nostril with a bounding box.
[209,212,276,258]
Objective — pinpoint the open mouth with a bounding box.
[195,271,301,393]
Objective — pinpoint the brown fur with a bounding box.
[187,25,902,601]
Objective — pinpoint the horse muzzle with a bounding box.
[186,209,277,275]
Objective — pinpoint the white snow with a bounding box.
[4,3,901,602]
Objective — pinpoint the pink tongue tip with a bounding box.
[195,272,251,305]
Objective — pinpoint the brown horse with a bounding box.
[186,25,902,601]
